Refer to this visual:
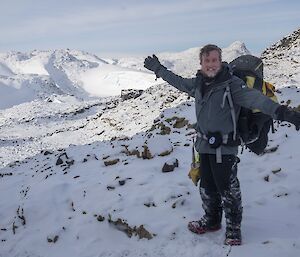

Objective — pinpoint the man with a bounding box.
[144,44,300,246]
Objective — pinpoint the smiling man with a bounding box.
[144,44,300,246]
[200,45,222,77]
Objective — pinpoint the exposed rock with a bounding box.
[97,215,105,222]
[164,116,190,129]
[142,145,153,159]
[82,154,99,162]
[122,146,141,158]
[264,175,269,182]
[118,180,126,186]
[158,123,171,135]
[275,192,289,198]
[162,159,179,173]
[0,172,13,178]
[56,156,64,166]
[47,235,59,243]
[149,122,171,135]
[164,95,177,104]
[144,202,156,208]
[108,215,153,240]
[42,150,53,156]
[104,159,120,166]
[173,117,189,129]
[158,148,173,156]
[135,225,153,240]
[55,152,74,168]
[121,89,143,101]
[272,168,282,174]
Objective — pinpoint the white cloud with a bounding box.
[1,0,277,39]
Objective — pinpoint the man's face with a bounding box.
[200,50,222,78]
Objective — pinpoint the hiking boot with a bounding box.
[188,216,221,234]
[224,226,242,246]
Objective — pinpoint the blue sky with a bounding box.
[0,0,299,57]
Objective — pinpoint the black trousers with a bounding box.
[199,154,242,227]
[200,154,238,193]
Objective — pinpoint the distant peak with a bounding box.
[222,41,251,62]
[227,41,248,51]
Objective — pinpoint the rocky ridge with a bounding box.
[262,28,300,87]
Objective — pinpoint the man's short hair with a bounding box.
[199,44,222,62]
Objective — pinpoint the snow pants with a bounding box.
[199,154,243,228]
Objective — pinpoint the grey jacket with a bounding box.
[156,65,280,156]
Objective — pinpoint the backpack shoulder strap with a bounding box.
[221,79,238,140]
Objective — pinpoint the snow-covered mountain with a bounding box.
[0,41,250,110]
[1,33,300,257]
[262,27,300,87]
[0,74,62,109]
[0,49,160,109]
[114,41,250,77]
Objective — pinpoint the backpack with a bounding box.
[229,55,278,155]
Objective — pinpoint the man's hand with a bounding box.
[144,54,162,74]
[276,105,300,130]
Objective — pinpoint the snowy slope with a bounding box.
[262,28,300,87]
[0,87,300,257]
[1,35,300,257]
[0,83,188,168]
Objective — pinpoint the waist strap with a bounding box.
[197,132,240,145]
[197,132,239,163]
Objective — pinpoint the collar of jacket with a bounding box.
[196,62,232,85]
[195,63,232,97]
